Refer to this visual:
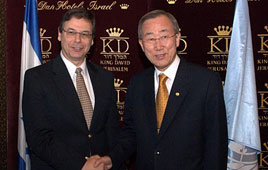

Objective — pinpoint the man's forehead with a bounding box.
[143,29,169,36]
[64,18,92,28]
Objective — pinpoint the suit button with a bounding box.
[88,134,92,138]
[155,151,160,155]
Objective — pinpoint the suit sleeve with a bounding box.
[108,78,137,169]
[22,69,86,170]
[203,72,228,170]
[102,74,126,170]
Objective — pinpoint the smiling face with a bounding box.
[139,15,181,71]
[58,17,94,66]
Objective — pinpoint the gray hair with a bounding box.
[138,10,180,40]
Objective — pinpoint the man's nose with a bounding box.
[74,33,82,42]
[154,39,163,50]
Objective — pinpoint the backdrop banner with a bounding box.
[5,0,268,169]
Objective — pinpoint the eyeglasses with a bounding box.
[62,29,92,39]
[143,34,177,44]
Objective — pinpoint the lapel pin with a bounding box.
[175,92,180,96]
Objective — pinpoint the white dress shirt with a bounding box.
[154,55,180,99]
[61,51,95,108]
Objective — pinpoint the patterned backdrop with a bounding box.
[3,0,268,169]
[0,0,7,169]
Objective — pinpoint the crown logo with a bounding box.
[214,25,232,36]
[265,26,268,33]
[264,142,268,150]
[120,4,129,10]
[114,78,123,87]
[167,0,177,4]
[40,28,46,37]
[106,27,124,37]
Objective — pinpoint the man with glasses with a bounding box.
[22,8,122,170]
[96,10,228,170]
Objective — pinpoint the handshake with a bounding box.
[81,155,112,170]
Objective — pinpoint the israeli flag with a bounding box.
[224,0,261,169]
[18,0,42,169]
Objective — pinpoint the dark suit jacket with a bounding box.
[110,57,228,170]
[22,56,122,170]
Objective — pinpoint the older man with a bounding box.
[96,9,228,170]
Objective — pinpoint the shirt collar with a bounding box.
[60,51,87,77]
[155,55,180,81]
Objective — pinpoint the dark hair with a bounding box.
[138,10,180,40]
[59,8,96,38]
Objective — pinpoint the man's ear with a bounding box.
[139,39,145,52]
[58,28,62,42]
[175,32,181,48]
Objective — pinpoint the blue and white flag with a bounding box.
[18,0,42,169]
[224,0,261,169]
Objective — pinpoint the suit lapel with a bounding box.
[52,57,88,130]
[143,68,159,137]
[85,61,101,132]
[158,58,190,138]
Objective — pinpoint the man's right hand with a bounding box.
[94,156,112,170]
[82,155,105,170]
